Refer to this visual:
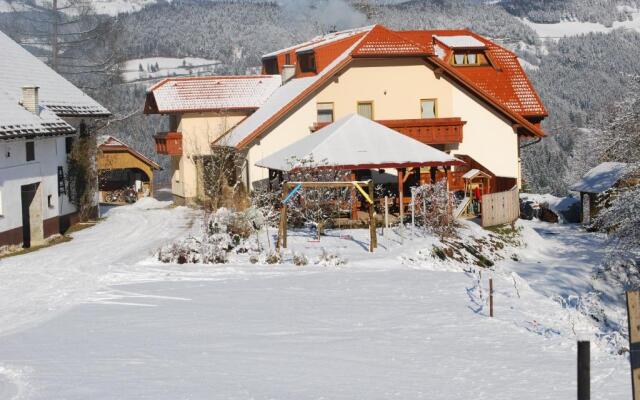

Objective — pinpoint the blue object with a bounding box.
[282,183,302,204]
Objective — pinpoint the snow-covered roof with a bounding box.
[262,26,374,58]
[433,35,486,49]
[0,30,110,117]
[462,169,490,180]
[220,35,366,148]
[570,162,630,193]
[0,92,74,139]
[255,114,464,171]
[145,75,282,113]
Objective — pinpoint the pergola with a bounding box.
[256,114,465,218]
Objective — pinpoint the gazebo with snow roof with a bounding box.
[256,114,465,218]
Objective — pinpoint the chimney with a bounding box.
[281,65,295,85]
[21,86,40,115]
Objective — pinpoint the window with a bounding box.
[298,52,316,73]
[357,102,373,120]
[48,194,54,208]
[317,103,334,124]
[263,57,279,74]
[0,189,3,216]
[452,52,489,66]
[421,99,437,118]
[26,141,35,162]
[65,137,74,154]
[285,53,291,65]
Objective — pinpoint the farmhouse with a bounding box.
[97,136,161,203]
[144,25,546,206]
[0,30,110,248]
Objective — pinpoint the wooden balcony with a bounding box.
[377,118,465,144]
[154,131,182,156]
[311,117,465,144]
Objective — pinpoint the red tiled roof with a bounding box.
[230,25,547,147]
[352,25,431,57]
[144,75,282,114]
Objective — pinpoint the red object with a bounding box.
[473,186,482,202]
[154,131,182,156]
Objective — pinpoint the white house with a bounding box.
[0,30,110,248]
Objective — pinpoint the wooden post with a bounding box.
[489,278,494,318]
[411,188,415,237]
[577,340,590,400]
[397,168,404,223]
[627,291,640,400]
[350,171,357,220]
[368,180,377,251]
[384,196,389,230]
[279,182,289,249]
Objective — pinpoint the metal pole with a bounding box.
[577,340,590,400]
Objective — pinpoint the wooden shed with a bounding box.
[97,136,161,202]
[570,162,638,224]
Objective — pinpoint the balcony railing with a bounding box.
[377,118,465,144]
[154,131,182,156]
[311,117,465,144]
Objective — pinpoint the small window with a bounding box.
[0,189,3,216]
[452,52,489,66]
[48,194,54,208]
[453,53,465,65]
[263,57,278,74]
[26,141,35,162]
[421,99,437,118]
[298,52,316,73]
[357,102,373,120]
[467,53,477,64]
[285,53,291,65]
[317,103,334,124]
[65,137,74,154]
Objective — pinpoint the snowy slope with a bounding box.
[120,57,220,83]
[521,9,640,39]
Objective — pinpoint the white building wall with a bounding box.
[0,135,76,236]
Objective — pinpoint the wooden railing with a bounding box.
[312,117,466,144]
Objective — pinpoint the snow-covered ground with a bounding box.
[120,57,220,83]
[521,10,640,39]
[0,200,630,399]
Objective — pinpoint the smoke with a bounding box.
[279,0,368,31]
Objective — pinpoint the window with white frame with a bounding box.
[317,103,334,124]
[421,99,437,118]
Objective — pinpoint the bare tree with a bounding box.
[6,0,120,85]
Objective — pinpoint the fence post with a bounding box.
[489,278,494,318]
[577,340,590,400]
[627,291,640,400]
[368,180,377,251]
[411,188,415,238]
[384,196,389,230]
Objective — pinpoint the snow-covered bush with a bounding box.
[412,182,455,236]
[158,207,260,264]
[292,252,308,266]
[315,248,347,267]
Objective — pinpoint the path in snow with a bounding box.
[0,200,193,338]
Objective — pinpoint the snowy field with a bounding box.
[120,57,220,83]
[0,199,631,399]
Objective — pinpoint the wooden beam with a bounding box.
[627,291,640,400]
[368,180,377,251]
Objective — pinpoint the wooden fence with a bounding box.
[481,186,519,227]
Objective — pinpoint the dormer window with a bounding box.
[263,57,279,74]
[298,52,316,73]
[452,51,489,66]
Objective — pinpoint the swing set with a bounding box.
[276,179,378,252]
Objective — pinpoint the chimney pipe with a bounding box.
[281,65,295,85]
[21,86,40,115]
